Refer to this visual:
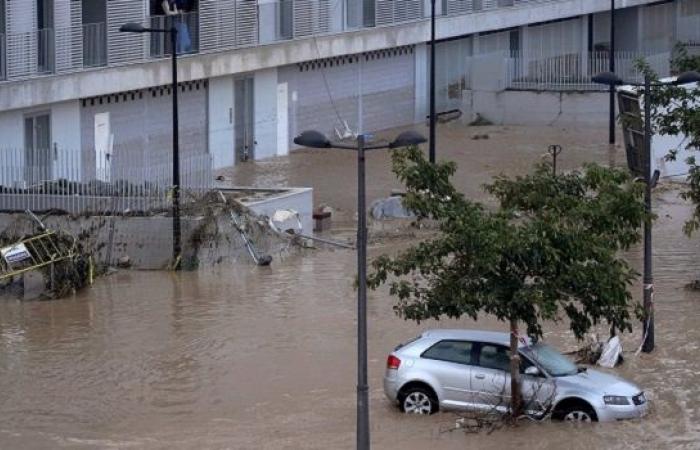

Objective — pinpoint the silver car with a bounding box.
[384,329,648,422]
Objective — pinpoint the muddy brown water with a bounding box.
[2,125,700,449]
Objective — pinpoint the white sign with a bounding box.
[1,243,32,265]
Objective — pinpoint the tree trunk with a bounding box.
[509,318,523,419]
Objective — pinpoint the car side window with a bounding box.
[422,340,473,365]
[477,344,511,372]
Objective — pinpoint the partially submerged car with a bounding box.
[384,329,647,422]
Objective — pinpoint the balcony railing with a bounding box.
[505,50,672,91]
[148,12,200,58]
[83,22,107,67]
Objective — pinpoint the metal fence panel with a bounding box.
[0,146,213,215]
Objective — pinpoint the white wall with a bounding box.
[0,100,81,185]
[51,100,82,179]
[414,44,428,123]
[254,67,279,160]
[0,109,24,186]
[208,75,235,169]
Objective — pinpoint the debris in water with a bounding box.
[685,279,700,291]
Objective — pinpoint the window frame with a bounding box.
[420,339,476,366]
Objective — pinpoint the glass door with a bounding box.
[24,113,52,185]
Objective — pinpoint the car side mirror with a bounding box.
[524,366,541,377]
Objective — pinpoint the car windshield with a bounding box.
[522,343,578,377]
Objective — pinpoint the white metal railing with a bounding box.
[0,146,213,215]
[148,12,200,58]
[505,50,672,91]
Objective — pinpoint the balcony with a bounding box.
[148,12,200,58]
[0,0,655,84]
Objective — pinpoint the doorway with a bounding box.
[234,77,255,163]
[24,113,52,184]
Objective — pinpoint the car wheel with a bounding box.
[558,405,597,423]
[400,387,438,415]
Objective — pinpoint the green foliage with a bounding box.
[368,147,646,341]
[640,43,700,234]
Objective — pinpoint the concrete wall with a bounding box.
[462,89,613,126]
[51,101,82,179]
[279,46,415,144]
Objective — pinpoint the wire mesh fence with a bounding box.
[0,146,213,216]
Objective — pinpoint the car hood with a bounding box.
[557,368,641,396]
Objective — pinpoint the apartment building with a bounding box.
[0,0,697,187]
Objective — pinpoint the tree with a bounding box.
[640,44,700,235]
[368,147,646,418]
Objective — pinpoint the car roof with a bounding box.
[420,329,531,348]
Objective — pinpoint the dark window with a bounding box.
[422,340,473,365]
[476,344,510,372]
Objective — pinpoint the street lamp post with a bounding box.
[293,130,427,450]
[429,0,436,164]
[592,70,700,353]
[609,0,616,145]
[120,22,182,269]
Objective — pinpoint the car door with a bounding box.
[470,343,511,413]
[470,343,556,415]
[420,340,474,408]
[519,353,556,416]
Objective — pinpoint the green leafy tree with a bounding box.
[638,44,700,234]
[368,147,646,417]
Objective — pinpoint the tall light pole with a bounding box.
[293,130,427,449]
[593,70,700,353]
[609,0,616,145]
[429,0,436,164]
[120,22,182,269]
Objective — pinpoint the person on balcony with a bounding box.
[162,0,192,54]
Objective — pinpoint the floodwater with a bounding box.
[2,125,700,449]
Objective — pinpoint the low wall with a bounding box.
[462,89,614,127]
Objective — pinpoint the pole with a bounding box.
[171,28,182,270]
[609,0,616,144]
[356,135,370,449]
[642,74,655,353]
[429,0,436,164]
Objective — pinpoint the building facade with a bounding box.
[0,0,699,187]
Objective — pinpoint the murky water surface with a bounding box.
[2,125,700,449]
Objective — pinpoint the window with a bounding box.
[521,343,578,377]
[422,340,473,365]
[477,344,510,372]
